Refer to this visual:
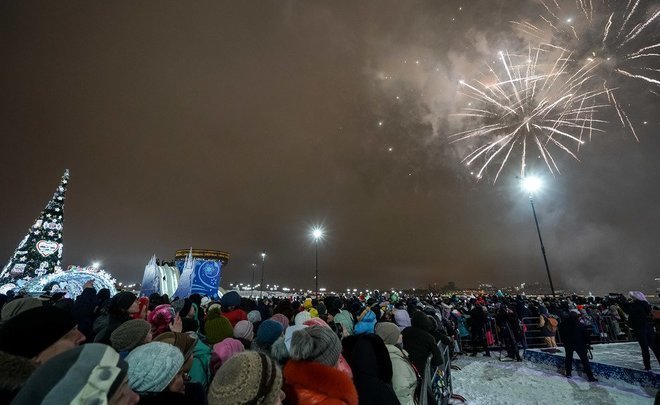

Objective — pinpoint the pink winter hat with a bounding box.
[148,304,175,338]
[213,338,244,366]
[270,313,290,329]
[303,317,329,328]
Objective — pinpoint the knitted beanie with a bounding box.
[213,338,245,366]
[375,322,401,345]
[290,325,342,367]
[154,332,197,362]
[206,306,223,322]
[294,311,311,325]
[270,313,290,329]
[147,304,174,337]
[108,292,137,315]
[255,320,284,347]
[233,320,254,340]
[208,351,282,405]
[0,306,76,358]
[0,297,42,321]
[303,317,329,328]
[205,315,234,345]
[247,310,262,324]
[220,291,241,308]
[110,319,151,352]
[126,342,184,393]
[12,344,128,405]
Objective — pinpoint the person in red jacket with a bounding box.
[283,325,358,404]
[220,291,247,327]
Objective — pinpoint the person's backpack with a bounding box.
[546,316,558,333]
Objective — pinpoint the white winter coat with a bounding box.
[386,344,418,405]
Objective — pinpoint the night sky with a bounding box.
[1,1,658,295]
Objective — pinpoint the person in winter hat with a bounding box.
[376,322,418,405]
[247,309,262,324]
[152,332,208,403]
[0,351,37,403]
[220,291,248,327]
[110,318,152,354]
[148,304,176,338]
[0,306,86,364]
[211,337,245,373]
[626,291,660,370]
[233,319,254,349]
[393,304,412,331]
[205,314,234,345]
[294,310,312,325]
[208,351,284,405]
[126,341,195,403]
[270,313,290,329]
[302,318,354,379]
[283,325,358,404]
[12,343,138,405]
[402,311,443,375]
[94,291,139,344]
[0,297,41,321]
[253,319,284,353]
[342,333,399,404]
[331,299,355,336]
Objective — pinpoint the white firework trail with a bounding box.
[512,0,660,137]
[450,46,608,183]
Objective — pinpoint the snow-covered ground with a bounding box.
[450,354,656,404]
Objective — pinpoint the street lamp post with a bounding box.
[312,228,324,298]
[250,263,256,299]
[522,177,556,298]
[260,251,266,299]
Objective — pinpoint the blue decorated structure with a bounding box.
[173,249,229,299]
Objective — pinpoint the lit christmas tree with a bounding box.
[0,170,69,289]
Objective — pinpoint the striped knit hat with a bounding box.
[12,344,128,404]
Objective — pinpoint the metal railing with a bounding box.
[419,340,460,405]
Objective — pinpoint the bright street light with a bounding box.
[522,176,542,194]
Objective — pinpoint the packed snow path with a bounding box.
[450,355,655,404]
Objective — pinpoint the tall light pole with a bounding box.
[250,263,256,299]
[260,251,266,299]
[312,227,324,298]
[521,176,556,297]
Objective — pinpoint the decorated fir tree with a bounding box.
[0,170,69,288]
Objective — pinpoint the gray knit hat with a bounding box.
[11,343,128,405]
[1,297,42,321]
[375,322,401,345]
[126,342,184,393]
[110,319,151,352]
[289,325,341,367]
[208,351,282,405]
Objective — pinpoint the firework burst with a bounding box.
[450,46,607,182]
[513,0,660,139]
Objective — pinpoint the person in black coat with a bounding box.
[559,309,597,381]
[71,280,97,341]
[496,305,522,361]
[342,334,400,405]
[469,303,490,356]
[625,291,660,370]
[402,311,443,374]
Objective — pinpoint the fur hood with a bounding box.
[283,360,358,405]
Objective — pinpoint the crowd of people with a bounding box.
[0,282,657,404]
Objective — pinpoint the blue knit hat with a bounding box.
[255,320,284,347]
[220,291,241,308]
[126,342,184,393]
